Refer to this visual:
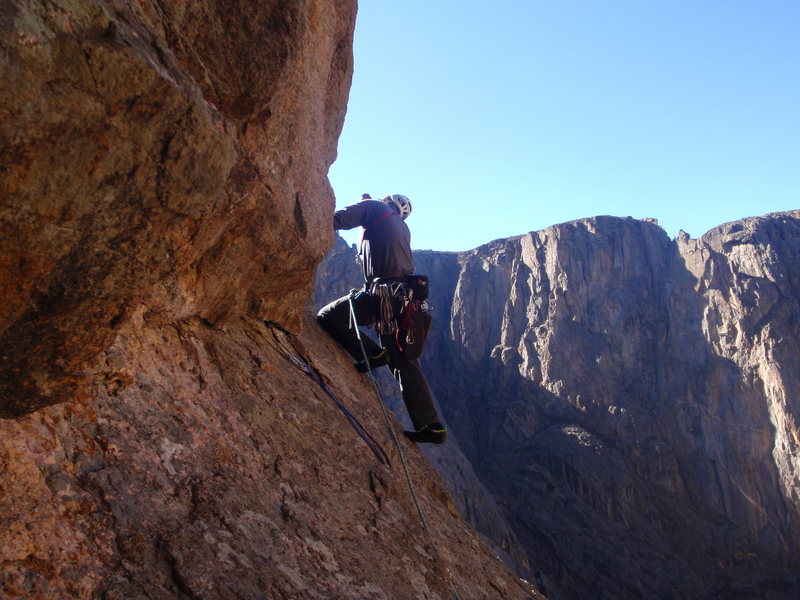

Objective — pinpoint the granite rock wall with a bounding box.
[411,211,800,599]
[1,0,351,417]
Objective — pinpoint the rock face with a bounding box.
[409,212,800,599]
[1,0,351,417]
[0,3,540,599]
[1,313,539,600]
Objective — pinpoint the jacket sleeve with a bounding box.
[333,200,371,230]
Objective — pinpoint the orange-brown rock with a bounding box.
[1,0,351,417]
[1,314,539,599]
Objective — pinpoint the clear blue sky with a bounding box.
[328,1,799,252]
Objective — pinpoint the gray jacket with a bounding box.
[334,200,414,283]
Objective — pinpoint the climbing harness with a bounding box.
[347,296,463,600]
[367,279,432,359]
[264,322,390,466]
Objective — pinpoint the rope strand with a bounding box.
[264,322,390,466]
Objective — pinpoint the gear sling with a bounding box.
[370,274,431,360]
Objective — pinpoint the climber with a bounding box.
[316,193,447,444]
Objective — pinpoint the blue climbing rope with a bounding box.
[266,324,390,466]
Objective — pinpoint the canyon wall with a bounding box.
[0,2,539,599]
[316,211,800,599]
[411,212,800,599]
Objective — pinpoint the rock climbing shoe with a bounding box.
[355,348,389,373]
[404,423,447,444]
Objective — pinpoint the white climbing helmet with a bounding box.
[381,194,413,220]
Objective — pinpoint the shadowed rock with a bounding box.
[318,211,800,599]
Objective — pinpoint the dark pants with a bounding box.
[316,291,441,430]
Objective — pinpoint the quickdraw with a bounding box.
[397,295,418,347]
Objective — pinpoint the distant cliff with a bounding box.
[0,3,540,599]
[318,211,800,599]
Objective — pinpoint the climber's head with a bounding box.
[381,194,413,220]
